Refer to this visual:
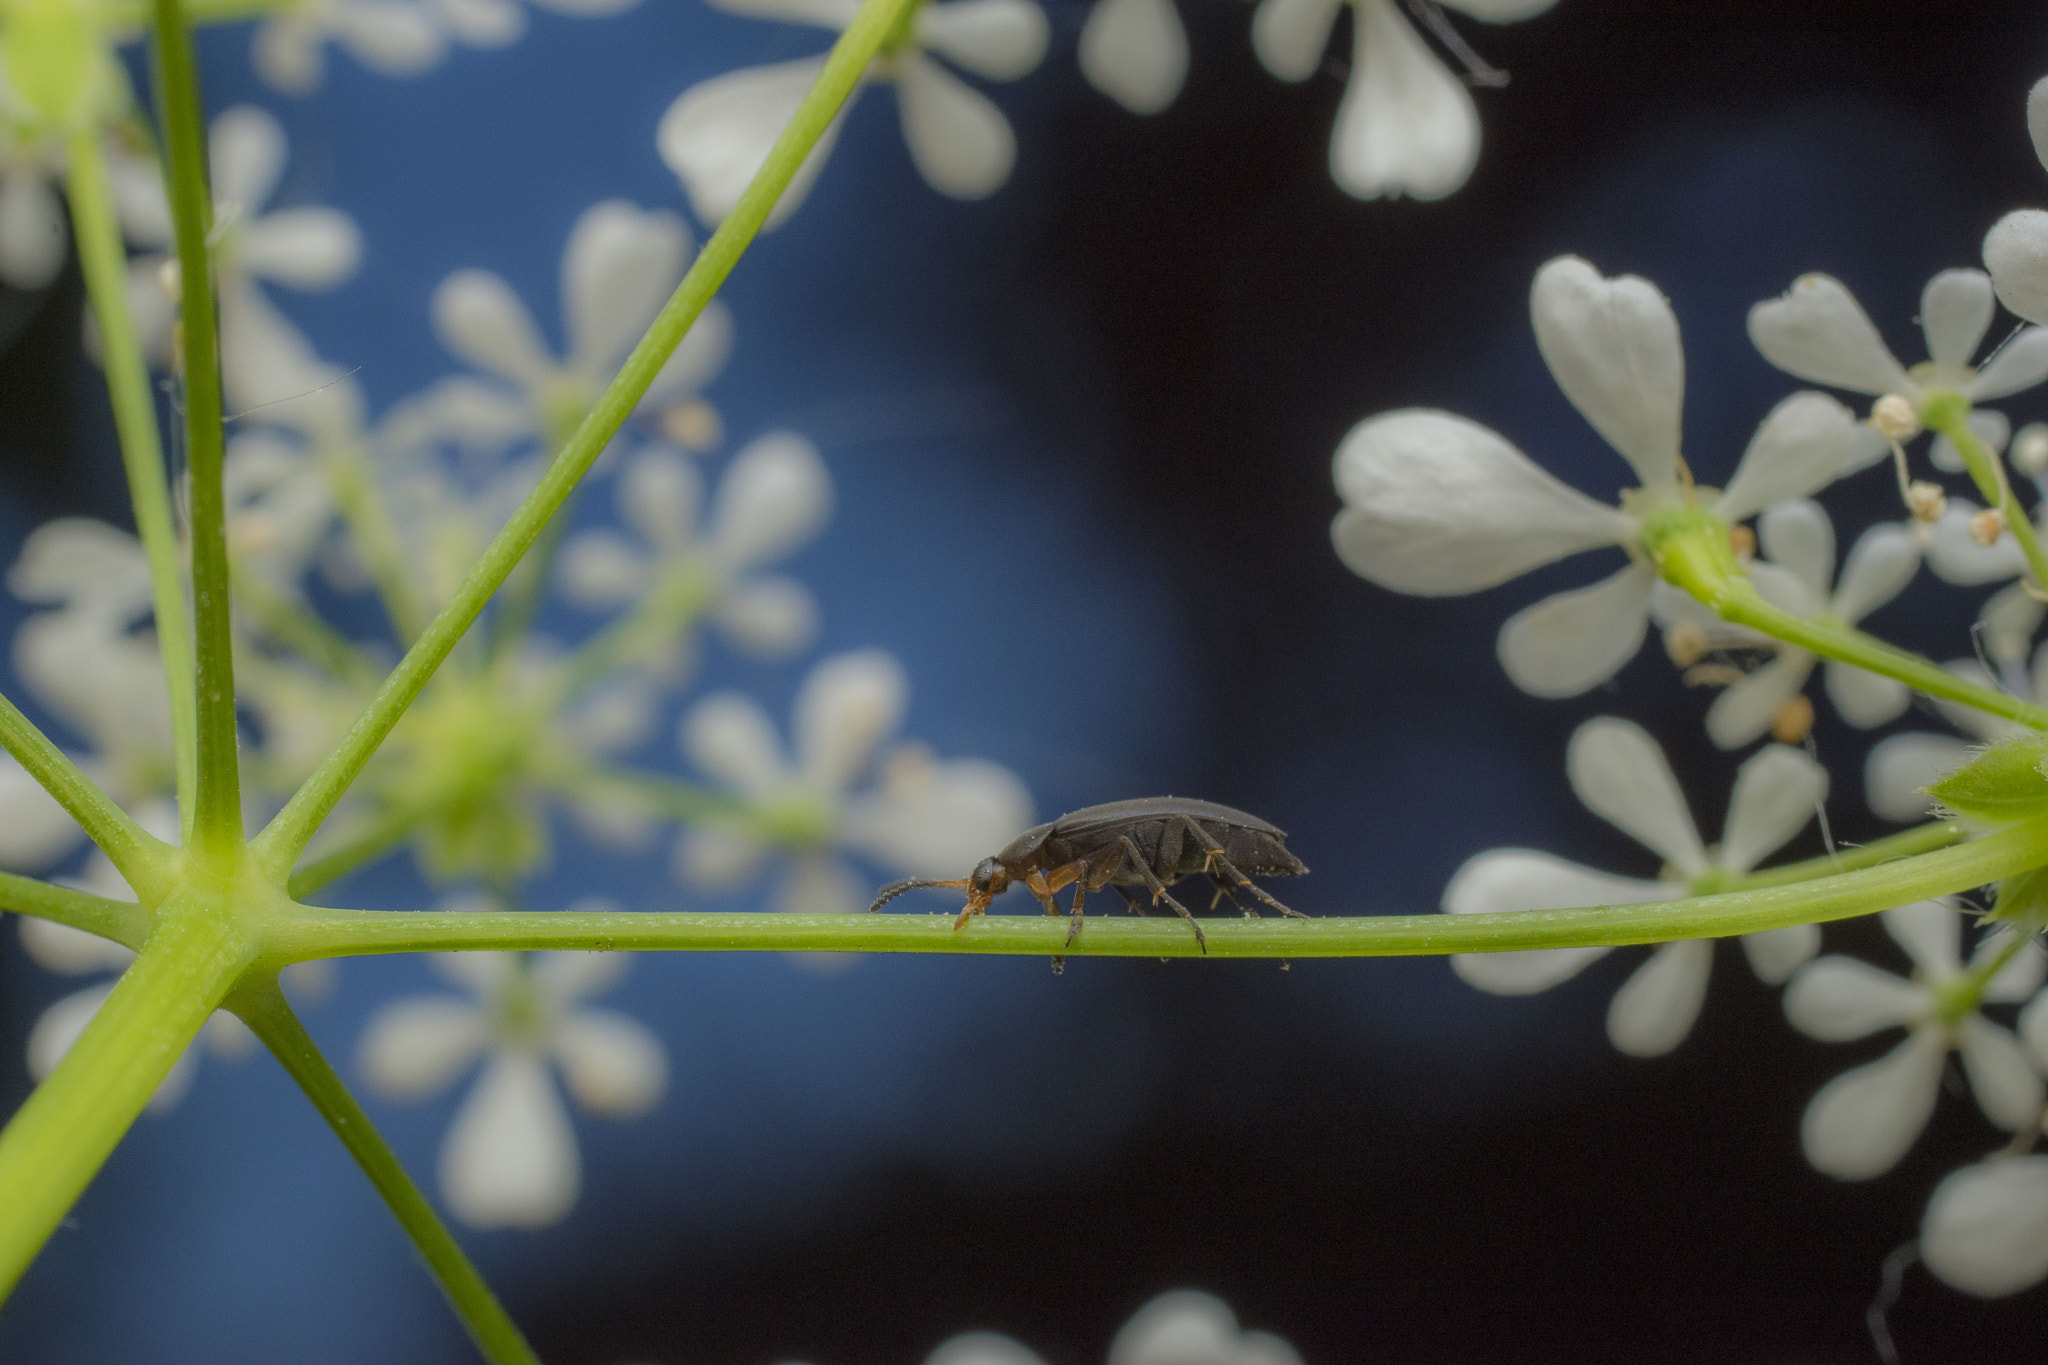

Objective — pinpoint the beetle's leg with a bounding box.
[1185,828,1310,920]
[1116,835,1205,954]
[1059,844,1125,948]
[1115,885,1146,915]
[1209,875,1254,916]
[1023,866,1071,918]
[1151,819,1186,903]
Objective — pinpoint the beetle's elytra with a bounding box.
[868,796,1310,954]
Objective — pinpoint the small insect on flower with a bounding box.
[867,797,1310,953]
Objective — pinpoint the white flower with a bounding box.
[1079,0,1187,116]
[0,120,66,289]
[1106,1289,1305,1365]
[122,106,362,416]
[252,0,446,95]
[1862,642,2044,823]
[1251,0,1555,201]
[1668,499,1916,749]
[1332,255,1860,697]
[1783,899,2045,1180]
[1982,77,2048,326]
[385,200,731,458]
[1446,716,1829,1057]
[557,434,829,663]
[674,649,1034,919]
[657,0,1049,227]
[924,1333,1047,1365]
[356,911,667,1230]
[429,0,643,50]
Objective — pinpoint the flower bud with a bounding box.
[1869,394,1921,440]
[1771,695,1815,745]
[1663,622,1710,668]
[661,399,723,452]
[1905,480,1946,522]
[2014,422,2048,476]
[1970,507,2008,546]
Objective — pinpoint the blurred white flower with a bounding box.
[1783,898,2044,1180]
[1677,499,1916,749]
[1981,77,2048,326]
[675,649,1034,919]
[1079,0,1187,116]
[356,911,666,1229]
[0,119,66,289]
[1446,716,1828,1057]
[1862,641,2044,823]
[1332,255,1859,697]
[252,0,446,95]
[1106,1289,1304,1365]
[1251,0,1555,201]
[430,0,643,49]
[557,434,829,664]
[657,0,1049,227]
[385,200,730,459]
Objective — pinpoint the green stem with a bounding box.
[287,803,424,901]
[1655,526,2048,728]
[1924,393,2048,590]
[0,871,149,948]
[1713,821,1964,892]
[151,0,242,848]
[0,693,172,901]
[322,444,428,646]
[486,483,576,664]
[260,815,2048,963]
[67,129,199,843]
[0,891,252,1296]
[249,0,919,881]
[231,561,381,687]
[231,984,542,1365]
[556,766,745,825]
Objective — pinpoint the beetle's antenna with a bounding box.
[868,877,971,913]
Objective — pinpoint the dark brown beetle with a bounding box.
[868,796,1310,953]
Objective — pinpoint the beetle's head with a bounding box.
[965,856,1010,911]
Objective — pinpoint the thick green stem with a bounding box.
[151,0,242,848]
[0,871,148,948]
[0,692,172,900]
[0,891,252,1296]
[232,985,542,1365]
[67,129,199,840]
[249,0,919,880]
[1654,525,2048,729]
[1924,392,2048,591]
[260,816,2048,963]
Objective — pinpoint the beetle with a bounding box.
[867,797,1310,954]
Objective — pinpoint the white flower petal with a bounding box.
[26,984,114,1081]
[2020,989,2048,1070]
[1921,1156,2048,1298]
[1439,0,1556,16]
[1567,715,1709,874]
[563,200,688,376]
[895,57,1017,200]
[210,106,288,213]
[706,0,862,25]
[707,431,832,569]
[0,169,66,290]
[776,854,867,916]
[1958,1017,2045,1131]
[440,1051,580,1229]
[434,0,526,47]
[1968,327,2048,401]
[1783,956,1925,1040]
[532,943,629,1004]
[336,0,448,75]
[1109,1290,1295,1365]
[674,824,772,888]
[0,752,86,870]
[1719,742,1826,874]
[621,446,704,553]
[432,269,553,388]
[253,16,326,92]
[238,208,362,290]
[355,997,490,1099]
[917,0,1050,81]
[1078,0,1187,115]
[553,1008,667,1116]
[1330,0,1479,202]
[714,576,818,658]
[1747,273,1912,396]
[430,944,518,996]
[1979,581,2042,668]
[1923,499,2028,585]
[926,1331,1048,1365]
[1249,0,1342,81]
[1756,498,1834,599]
[1713,392,1860,523]
[1823,661,1909,730]
[1606,938,1712,1057]
[681,693,789,796]
[19,916,133,974]
[1921,268,1996,373]
[1883,898,1962,978]
[1801,1029,1946,1180]
[1740,925,1819,986]
[841,755,1034,877]
[1530,257,1684,487]
[1495,563,1654,698]
[1864,732,1970,822]
[1831,521,1919,622]
[1443,848,1664,994]
[555,529,653,608]
[1981,931,2047,1003]
[794,649,907,792]
[1703,650,1815,751]
[1929,409,2009,473]
[1986,209,2048,327]
[657,58,844,229]
[1330,409,1631,595]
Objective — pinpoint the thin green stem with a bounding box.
[0,891,252,1296]
[0,693,172,901]
[1713,821,1964,892]
[486,483,576,663]
[1654,525,2048,728]
[1924,393,2048,590]
[0,871,148,949]
[287,803,425,900]
[231,984,542,1365]
[260,815,2048,964]
[67,129,199,841]
[250,0,919,881]
[555,766,746,825]
[231,562,381,687]
[322,444,427,645]
[544,562,713,703]
[151,0,242,848]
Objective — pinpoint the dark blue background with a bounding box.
[2,1,2048,1361]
